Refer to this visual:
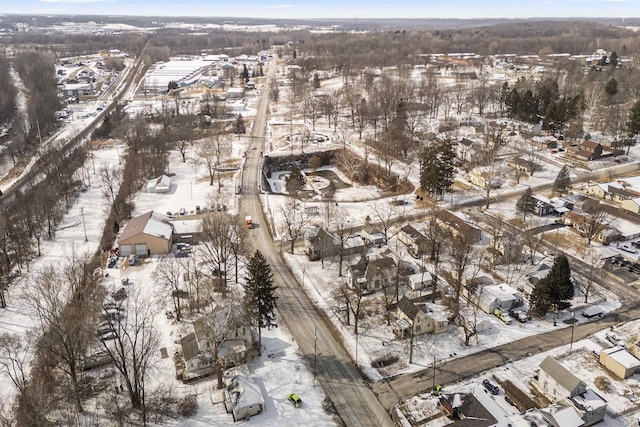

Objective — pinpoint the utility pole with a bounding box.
[432,353,436,392]
[314,324,318,383]
[80,207,88,241]
[569,310,576,353]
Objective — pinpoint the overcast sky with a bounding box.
[2,0,639,19]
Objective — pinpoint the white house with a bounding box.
[534,356,587,403]
[223,375,265,422]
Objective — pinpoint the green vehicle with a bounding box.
[287,393,302,408]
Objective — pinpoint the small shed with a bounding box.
[599,347,640,379]
[146,174,172,193]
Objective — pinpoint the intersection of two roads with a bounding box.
[240,64,640,426]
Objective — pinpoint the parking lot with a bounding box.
[603,255,640,283]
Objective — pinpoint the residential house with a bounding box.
[467,167,501,190]
[394,296,448,338]
[398,224,430,258]
[364,256,396,291]
[532,196,574,216]
[223,375,265,422]
[509,157,537,175]
[146,174,172,193]
[469,283,521,314]
[304,226,365,261]
[439,393,497,427]
[361,224,386,245]
[599,346,640,379]
[457,138,480,165]
[225,87,244,99]
[180,306,254,379]
[567,140,603,161]
[347,256,396,291]
[118,211,173,256]
[559,211,621,244]
[534,356,587,402]
[568,389,607,427]
[435,210,482,243]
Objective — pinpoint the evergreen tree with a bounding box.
[605,78,618,97]
[515,187,535,220]
[552,165,572,196]
[628,99,640,142]
[167,80,178,91]
[244,250,278,355]
[419,139,456,199]
[241,64,250,83]
[234,114,246,135]
[531,255,573,316]
[313,73,321,89]
[609,51,619,68]
[285,166,306,197]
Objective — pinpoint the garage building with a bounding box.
[118,211,173,256]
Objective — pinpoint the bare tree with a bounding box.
[99,291,160,424]
[448,234,477,323]
[575,250,603,303]
[154,257,184,321]
[333,207,354,277]
[24,255,98,414]
[0,332,31,395]
[582,201,613,246]
[200,213,234,296]
[196,125,231,188]
[228,216,249,283]
[198,299,246,390]
[99,163,123,216]
[335,279,366,335]
[279,198,309,254]
[371,202,398,243]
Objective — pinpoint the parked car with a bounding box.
[482,379,500,395]
[195,205,202,214]
[179,208,186,216]
[493,308,513,325]
[619,244,637,254]
[510,310,528,323]
[127,254,137,266]
[287,393,302,408]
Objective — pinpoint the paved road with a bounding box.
[373,301,640,410]
[240,62,393,427]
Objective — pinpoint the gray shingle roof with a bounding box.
[539,356,584,394]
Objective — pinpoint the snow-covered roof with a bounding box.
[169,219,202,234]
[482,284,519,302]
[540,404,583,427]
[569,389,607,412]
[119,211,173,242]
[235,375,264,408]
[601,346,640,369]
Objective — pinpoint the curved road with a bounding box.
[240,63,393,426]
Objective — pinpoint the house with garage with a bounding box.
[146,174,172,193]
[435,210,482,243]
[534,356,587,403]
[568,140,603,161]
[118,211,173,256]
[394,296,449,338]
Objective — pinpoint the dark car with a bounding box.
[482,379,499,395]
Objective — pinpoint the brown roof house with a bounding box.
[567,140,604,161]
[394,296,449,339]
[435,210,482,243]
[304,226,365,261]
[347,256,396,292]
[118,211,173,256]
